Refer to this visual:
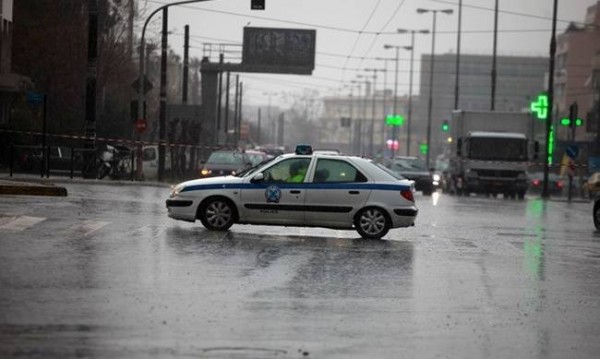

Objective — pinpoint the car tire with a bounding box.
[354,207,390,240]
[594,201,600,231]
[199,197,235,231]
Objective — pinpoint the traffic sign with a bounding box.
[135,118,147,133]
[26,91,44,105]
[566,144,579,159]
[131,76,154,94]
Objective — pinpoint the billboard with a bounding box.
[242,27,316,75]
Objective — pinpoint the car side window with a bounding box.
[314,159,367,183]
[262,158,311,183]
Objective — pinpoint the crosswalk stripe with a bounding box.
[66,220,111,237]
[0,215,46,232]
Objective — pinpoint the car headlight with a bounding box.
[170,184,185,198]
[200,169,211,176]
[433,174,441,182]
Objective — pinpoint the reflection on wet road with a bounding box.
[1,182,600,358]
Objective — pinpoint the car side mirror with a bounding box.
[251,172,264,183]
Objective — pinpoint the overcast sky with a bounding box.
[138,0,598,108]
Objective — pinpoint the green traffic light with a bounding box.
[441,122,449,132]
[419,143,428,155]
[559,117,584,127]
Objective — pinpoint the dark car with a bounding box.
[199,150,253,178]
[387,156,434,195]
[527,172,564,196]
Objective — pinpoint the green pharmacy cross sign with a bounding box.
[386,114,405,127]
[530,93,549,120]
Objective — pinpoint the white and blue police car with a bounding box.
[166,145,418,239]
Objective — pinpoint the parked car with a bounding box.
[527,172,564,196]
[142,145,171,181]
[199,150,253,178]
[16,146,82,173]
[584,172,600,198]
[386,156,434,195]
[167,145,418,240]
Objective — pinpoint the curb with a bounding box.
[0,184,68,197]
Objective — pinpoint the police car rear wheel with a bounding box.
[199,198,234,231]
[355,207,390,240]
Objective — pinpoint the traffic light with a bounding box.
[419,143,428,155]
[251,0,265,10]
[441,120,449,132]
[560,118,583,127]
[560,102,583,127]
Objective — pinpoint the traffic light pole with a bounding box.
[542,0,558,199]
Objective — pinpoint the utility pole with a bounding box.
[542,0,559,199]
[182,25,189,104]
[84,0,98,178]
[157,7,168,181]
[491,0,499,111]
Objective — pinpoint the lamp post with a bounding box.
[376,57,391,154]
[417,7,454,169]
[397,29,430,156]
[383,45,405,158]
[137,0,214,181]
[351,79,363,155]
[365,68,384,157]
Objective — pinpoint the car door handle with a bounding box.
[290,190,302,194]
[349,191,360,195]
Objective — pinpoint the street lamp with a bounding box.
[417,7,454,169]
[364,68,384,157]
[383,44,409,158]
[137,0,214,181]
[376,57,392,154]
[397,28,429,156]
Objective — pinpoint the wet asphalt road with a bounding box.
[1,182,600,358]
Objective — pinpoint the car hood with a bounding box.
[178,175,244,191]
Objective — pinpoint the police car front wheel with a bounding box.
[199,197,235,231]
[355,207,391,240]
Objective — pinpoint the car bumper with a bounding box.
[166,198,197,222]
[392,206,418,227]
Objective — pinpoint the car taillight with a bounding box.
[557,180,563,188]
[400,189,414,202]
[532,179,540,186]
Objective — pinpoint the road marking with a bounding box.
[0,215,46,232]
[67,220,111,237]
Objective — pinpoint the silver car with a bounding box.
[166,146,418,239]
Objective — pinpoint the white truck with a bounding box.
[447,110,538,199]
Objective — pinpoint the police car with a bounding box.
[166,145,418,239]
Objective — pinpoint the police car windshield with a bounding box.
[235,157,276,177]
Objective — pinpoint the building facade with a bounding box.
[321,90,409,157]
[417,53,548,160]
[555,1,600,144]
